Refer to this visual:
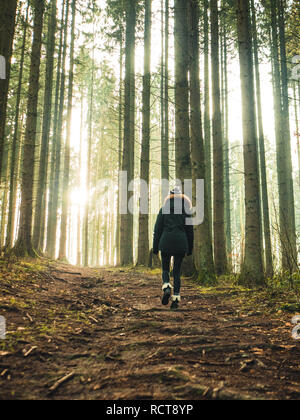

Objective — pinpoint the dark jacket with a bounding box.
[153,194,194,256]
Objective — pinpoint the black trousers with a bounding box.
[161,252,185,296]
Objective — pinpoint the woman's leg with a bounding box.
[161,253,172,305]
[161,252,171,285]
[172,254,184,297]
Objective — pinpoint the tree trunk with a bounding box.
[294,81,300,188]
[45,0,65,256]
[270,0,297,272]
[76,92,84,267]
[0,150,10,246]
[58,0,76,262]
[211,0,227,275]
[46,0,69,259]
[137,0,152,266]
[298,82,300,188]
[13,0,45,257]
[174,0,194,277]
[221,7,232,271]
[164,0,169,182]
[0,0,17,181]
[203,0,212,234]
[277,0,297,272]
[236,0,264,285]
[33,0,57,252]
[160,0,164,183]
[160,0,168,184]
[116,37,123,266]
[83,19,95,267]
[250,0,273,277]
[5,5,29,248]
[188,0,215,284]
[120,0,136,266]
[174,0,191,183]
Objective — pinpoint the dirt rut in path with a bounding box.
[0,263,299,400]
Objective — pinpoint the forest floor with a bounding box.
[0,257,300,400]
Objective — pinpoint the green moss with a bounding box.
[279,303,300,313]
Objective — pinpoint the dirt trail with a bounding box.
[0,262,300,400]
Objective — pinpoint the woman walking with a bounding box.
[153,187,194,310]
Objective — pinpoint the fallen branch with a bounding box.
[23,346,38,358]
[51,270,82,276]
[26,313,33,323]
[196,342,283,354]
[88,316,99,324]
[0,369,9,377]
[49,372,75,394]
[51,276,67,283]
[40,272,56,282]
[174,382,261,400]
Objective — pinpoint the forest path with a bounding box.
[0,261,299,400]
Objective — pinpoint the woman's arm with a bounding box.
[153,209,164,255]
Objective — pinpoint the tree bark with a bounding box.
[294,81,300,188]
[174,0,194,277]
[0,0,17,181]
[137,0,152,266]
[83,17,95,267]
[203,0,212,234]
[120,0,136,266]
[221,6,232,271]
[270,0,297,272]
[46,0,69,259]
[58,0,77,262]
[160,0,166,184]
[76,92,84,267]
[277,0,297,272]
[211,0,227,275]
[33,0,57,252]
[13,0,45,257]
[5,5,29,248]
[0,150,10,247]
[116,36,124,266]
[188,0,215,284]
[164,0,169,182]
[236,0,264,285]
[298,82,300,188]
[174,0,191,183]
[250,0,273,277]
